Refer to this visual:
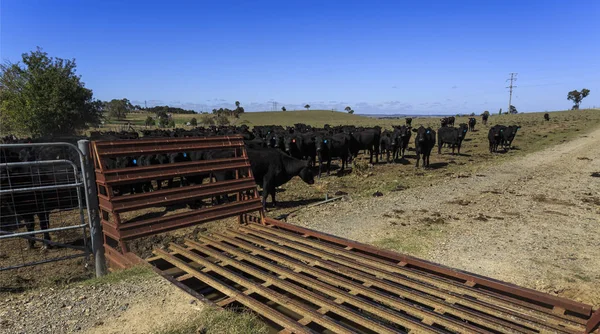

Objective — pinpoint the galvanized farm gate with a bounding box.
[90,135,263,269]
[0,141,105,276]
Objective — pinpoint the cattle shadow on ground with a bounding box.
[427,162,449,170]
[491,150,509,155]
[273,198,323,210]
[438,152,471,157]
[463,138,473,142]
[391,159,412,165]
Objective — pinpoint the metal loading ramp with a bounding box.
[148,216,599,334]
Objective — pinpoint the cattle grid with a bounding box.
[0,142,97,273]
[90,135,264,270]
[149,215,599,333]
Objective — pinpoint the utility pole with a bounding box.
[144,100,147,109]
[506,73,517,113]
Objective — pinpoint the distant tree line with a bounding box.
[145,105,196,114]
[211,101,245,118]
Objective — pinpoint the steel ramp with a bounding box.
[149,218,599,334]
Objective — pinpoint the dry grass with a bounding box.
[154,307,268,334]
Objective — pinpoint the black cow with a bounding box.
[349,128,381,164]
[379,131,394,163]
[502,125,521,149]
[441,117,449,127]
[393,125,411,161]
[468,118,477,131]
[412,126,436,168]
[488,125,506,153]
[405,118,413,127]
[544,113,550,121]
[315,133,351,177]
[482,114,489,126]
[247,149,314,208]
[284,133,316,165]
[438,124,468,155]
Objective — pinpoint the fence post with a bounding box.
[78,140,107,277]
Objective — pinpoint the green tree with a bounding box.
[304,104,310,110]
[567,88,590,110]
[0,48,102,137]
[281,106,286,112]
[144,116,155,127]
[190,117,197,126]
[168,119,176,128]
[232,101,244,118]
[105,98,133,120]
[156,111,169,128]
[201,114,215,125]
[215,115,230,126]
[509,105,518,114]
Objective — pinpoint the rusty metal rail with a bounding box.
[90,136,263,269]
[149,216,599,334]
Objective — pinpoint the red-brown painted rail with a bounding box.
[90,135,263,269]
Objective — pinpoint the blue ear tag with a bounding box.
[183,153,187,157]
[324,139,328,143]
[426,130,430,134]
[133,159,137,165]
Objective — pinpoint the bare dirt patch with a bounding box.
[284,126,600,307]
[0,266,202,334]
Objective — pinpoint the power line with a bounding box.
[506,73,517,113]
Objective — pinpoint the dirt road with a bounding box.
[287,126,600,307]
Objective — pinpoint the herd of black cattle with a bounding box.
[1,116,521,249]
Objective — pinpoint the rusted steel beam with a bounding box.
[209,232,570,334]
[587,309,600,333]
[168,243,371,334]
[117,198,262,239]
[262,217,593,318]
[95,158,249,186]
[186,238,488,334]
[93,136,245,158]
[239,224,585,332]
[150,266,217,308]
[103,244,132,269]
[100,178,256,213]
[153,248,316,334]
[182,239,409,334]
[249,223,587,328]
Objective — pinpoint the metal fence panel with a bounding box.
[0,142,94,273]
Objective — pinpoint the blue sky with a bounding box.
[1,0,599,114]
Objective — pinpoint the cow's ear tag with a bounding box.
[183,153,187,157]
[426,130,430,134]
[324,139,328,143]
[292,139,296,143]
[133,159,137,165]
